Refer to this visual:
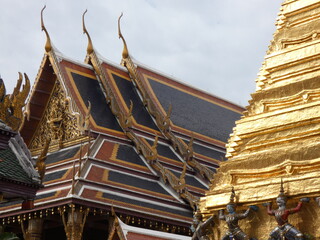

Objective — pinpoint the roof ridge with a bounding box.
[78,15,200,210]
[133,58,245,109]
[116,17,215,188]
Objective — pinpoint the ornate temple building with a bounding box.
[0,7,243,240]
[198,0,320,239]
[0,74,41,209]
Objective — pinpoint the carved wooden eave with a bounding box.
[82,12,199,210]
[117,14,214,184]
[21,7,89,155]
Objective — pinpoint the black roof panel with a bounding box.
[108,171,170,196]
[112,74,158,131]
[46,146,80,165]
[116,144,148,167]
[148,78,241,142]
[71,72,122,132]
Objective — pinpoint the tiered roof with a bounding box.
[0,9,244,237]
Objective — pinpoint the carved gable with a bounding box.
[30,80,82,151]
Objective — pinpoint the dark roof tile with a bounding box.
[112,74,158,131]
[71,72,123,132]
[46,146,80,165]
[147,78,241,142]
[0,148,36,185]
[108,171,170,196]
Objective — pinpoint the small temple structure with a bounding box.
[0,74,41,209]
[198,0,320,239]
[0,7,243,240]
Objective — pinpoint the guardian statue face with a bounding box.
[226,204,235,213]
[276,197,286,208]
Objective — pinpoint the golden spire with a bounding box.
[82,10,94,55]
[118,13,129,59]
[41,5,52,53]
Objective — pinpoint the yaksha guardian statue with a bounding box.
[191,212,214,240]
[219,187,258,240]
[264,180,309,240]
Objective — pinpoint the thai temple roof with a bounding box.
[0,8,244,238]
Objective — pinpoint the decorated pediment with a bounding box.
[29,79,89,153]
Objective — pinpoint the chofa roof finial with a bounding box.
[82,10,94,55]
[118,13,129,59]
[41,5,52,53]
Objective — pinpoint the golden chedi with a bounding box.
[199,0,320,238]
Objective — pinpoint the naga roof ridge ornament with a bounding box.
[118,13,129,60]
[36,137,51,183]
[41,5,52,53]
[116,12,214,186]
[179,162,187,186]
[82,10,94,55]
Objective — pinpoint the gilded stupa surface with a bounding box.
[199,0,320,238]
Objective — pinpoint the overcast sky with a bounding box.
[0,0,283,107]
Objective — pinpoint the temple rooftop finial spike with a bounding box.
[41,5,52,53]
[118,12,129,59]
[82,9,94,55]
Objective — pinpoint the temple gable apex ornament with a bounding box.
[41,6,52,53]
[118,13,129,60]
[82,10,94,55]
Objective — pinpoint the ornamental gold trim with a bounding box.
[228,158,320,185]
[0,72,30,132]
[29,80,83,151]
[117,14,214,183]
[81,15,199,209]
